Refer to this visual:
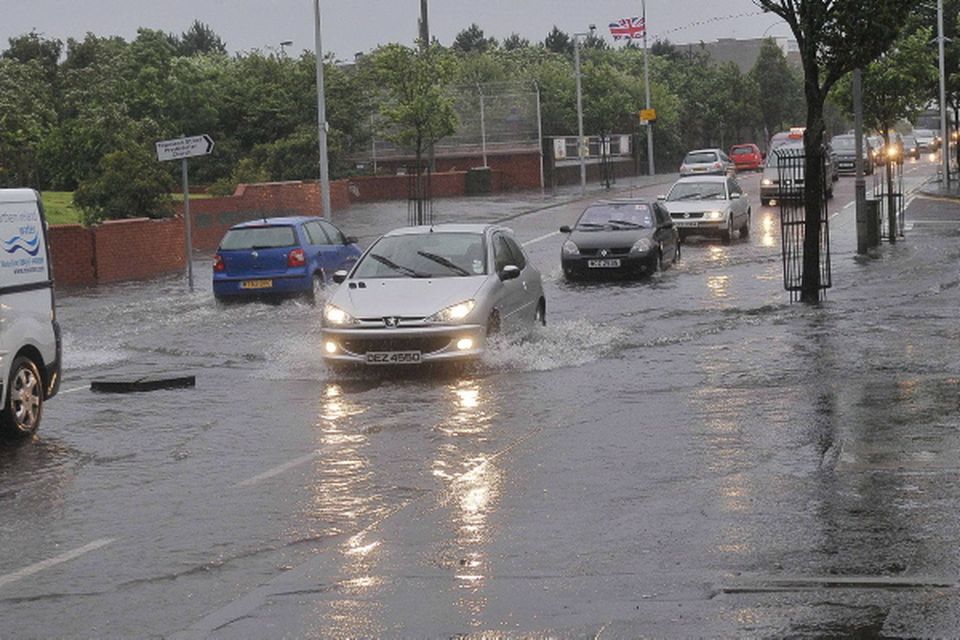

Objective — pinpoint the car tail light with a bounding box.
[287,248,306,267]
[213,254,225,272]
[714,162,722,169]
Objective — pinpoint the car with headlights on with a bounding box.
[679,148,734,177]
[212,216,361,303]
[321,224,544,367]
[759,143,834,206]
[560,199,679,280]
[661,175,750,244]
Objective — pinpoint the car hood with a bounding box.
[331,276,487,318]
[568,228,652,248]
[663,200,731,214]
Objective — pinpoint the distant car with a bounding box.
[729,143,763,172]
[560,198,680,279]
[914,129,938,152]
[760,143,834,206]
[767,127,806,152]
[829,134,874,175]
[679,148,734,176]
[661,175,751,244]
[901,134,920,160]
[213,216,362,303]
[321,223,544,367]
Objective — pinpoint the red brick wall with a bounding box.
[370,151,542,191]
[93,217,185,284]
[49,224,96,287]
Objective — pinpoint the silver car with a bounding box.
[321,223,545,367]
[679,148,733,177]
[661,175,751,244]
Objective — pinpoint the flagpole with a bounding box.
[642,0,655,176]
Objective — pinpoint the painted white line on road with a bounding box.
[907,220,960,225]
[0,538,114,590]
[60,386,87,395]
[234,450,326,488]
[523,230,559,247]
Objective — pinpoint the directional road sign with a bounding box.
[155,135,215,162]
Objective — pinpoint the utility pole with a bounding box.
[853,68,868,254]
[313,0,332,220]
[642,0,655,176]
[574,33,586,197]
[419,0,429,49]
[938,0,950,187]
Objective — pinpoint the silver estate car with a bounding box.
[661,175,751,244]
[321,224,545,367]
[679,148,734,177]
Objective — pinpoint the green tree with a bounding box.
[543,26,573,56]
[452,23,497,54]
[0,59,56,187]
[173,21,227,56]
[581,62,639,187]
[750,38,803,142]
[754,0,918,303]
[2,31,62,90]
[502,33,531,51]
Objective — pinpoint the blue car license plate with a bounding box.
[240,279,273,289]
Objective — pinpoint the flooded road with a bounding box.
[4,161,960,638]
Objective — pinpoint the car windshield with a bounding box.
[575,203,653,229]
[352,232,486,279]
[831,137,856,150]
[731,147,754,156]
[684,151,717,164]
[765,146,804,167]
[220,225,296,250]
[902,136,917,145]
[667,182,727,201]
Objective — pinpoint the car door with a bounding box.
[502,234,540,325]
[303,220,344,277]
[317,220,360,273]
[491,232,527,332]
[653,203,677,262]
[727,177,748,226]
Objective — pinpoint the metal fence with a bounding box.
[873,155,904,242]
[776,147,832,301]
[407,166,433,226]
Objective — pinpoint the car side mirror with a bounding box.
[499,265,521,281]
[332,270,348,284]
[656,194,666,201]
[559,225,572,234]
[344,236,357,245]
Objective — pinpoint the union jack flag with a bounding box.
[608,16,646,40]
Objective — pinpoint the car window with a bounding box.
[654,203,671,226]
[731,147,754,156]
[493,234,514,272]
[684,151,717,164]
[666,182,726,201]
[352,231,485,279]
[503,235,527,270]
[575,203,654,228]
[319,220,346,244]
[220,226,297,250]
[303,221,331,245]
[727,178,741,196]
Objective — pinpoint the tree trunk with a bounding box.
[801,78,825,304]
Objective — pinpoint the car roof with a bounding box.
[686,148,722,154]
[382,223,503,237]
[229,216,316,229]
[673,175,728,183]
[731,143,758,148]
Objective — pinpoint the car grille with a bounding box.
[578,246,633,257]
[671,212,705,220]
[340,335,452,354]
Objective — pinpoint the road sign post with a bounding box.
[156,135,215,292]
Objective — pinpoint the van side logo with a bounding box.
[2,226,41,257]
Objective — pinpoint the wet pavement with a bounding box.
[3,160,960,638]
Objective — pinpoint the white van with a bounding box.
[0,189,61,436]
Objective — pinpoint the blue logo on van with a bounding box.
[2,225,40,256]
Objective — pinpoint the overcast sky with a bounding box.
[1,0,790,60]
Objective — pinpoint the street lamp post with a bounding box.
[279,40,293,56]
[937,0,950,186]
[574,26,595,198]
[313,0,332,220]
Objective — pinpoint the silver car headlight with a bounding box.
[704,210,725,220]
[761,178,774,186]
[631,238,653,253]
[562,239,580,256]
[324,303,356,326]
[427,299,475,323]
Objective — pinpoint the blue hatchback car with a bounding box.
[212,216,362,303]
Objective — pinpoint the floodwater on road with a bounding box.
[3,163,960,638]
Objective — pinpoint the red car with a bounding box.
[729,143,763,171]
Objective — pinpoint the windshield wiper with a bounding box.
[417,250,470,276]
[368,253,428,278]
[607,219,644,229]
[576,222,606,230]
[674,193,703,201]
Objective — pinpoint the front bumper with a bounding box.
[562,252,657,277]
[321,324,486,365]
[670,217,726,235]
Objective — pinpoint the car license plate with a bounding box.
[240,279,273,289]
[674,220,699,228]
[365,351,422,365]
[587,259,621,268]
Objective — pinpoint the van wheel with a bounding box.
[2,356,43,437]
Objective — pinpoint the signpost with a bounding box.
[156,134,215,292]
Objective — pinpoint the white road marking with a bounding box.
[59,386,87,395]
[0,538,114,590]
[234,450,326,488]
[523,230,559,247]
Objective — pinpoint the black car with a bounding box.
[560,199,680,280]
